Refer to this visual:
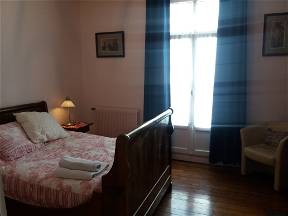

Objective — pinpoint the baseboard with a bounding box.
[172,153,209,164]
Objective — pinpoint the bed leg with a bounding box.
[167,181,172,193]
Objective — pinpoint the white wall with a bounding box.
[0,1,3,108]
[286,0,288,117]
[79,0,146,125]
[1,0,288,128]
[247,0,288,123]
[0,0,146,125]
[0,1,81,123]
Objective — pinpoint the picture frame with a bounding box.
[262,12,288,56]
[95,31,125,58]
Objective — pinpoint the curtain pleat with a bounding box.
[209,0,247,165]
[144,0,170,122]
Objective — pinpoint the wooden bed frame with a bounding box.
[0,101,173,216]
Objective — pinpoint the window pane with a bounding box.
[170,38,193,126]
[193,36,217,129]
[170,1,194,35]
[195,0,219,33]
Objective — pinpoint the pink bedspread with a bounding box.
[1,132,116,208]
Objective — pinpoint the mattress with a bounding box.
[1,132,116,208]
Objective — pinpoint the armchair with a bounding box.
[240,122,288,191]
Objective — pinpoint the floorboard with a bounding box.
[155,160,288,216]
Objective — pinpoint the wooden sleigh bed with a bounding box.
[0,101,173,216]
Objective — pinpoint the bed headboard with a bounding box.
[0,101,48,125]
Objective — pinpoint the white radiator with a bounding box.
[92,107,139,137]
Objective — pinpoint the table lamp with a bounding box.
[61,97,76,126]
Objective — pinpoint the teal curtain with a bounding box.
[209,0,247,165]
[144,0,170,121]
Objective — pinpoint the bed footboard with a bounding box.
[102,109,173,215]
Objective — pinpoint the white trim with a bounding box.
[172,153,209,164]
[170,32,217,39]
[174,125,190,130]
[170,0,194,4]
[194,127,211,132]
[174,125,211,132]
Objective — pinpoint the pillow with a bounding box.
[14,112,69,143]
[265,128,288,148]
[0,122,40,160]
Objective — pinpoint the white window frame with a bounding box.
[170,0,218,131]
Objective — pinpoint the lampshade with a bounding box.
[61,97,76,108]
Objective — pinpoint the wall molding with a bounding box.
[172,153,209,164]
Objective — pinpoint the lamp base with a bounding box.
[64,122,76,127]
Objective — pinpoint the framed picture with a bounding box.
[262,12,288,56]
[95,31,125,58]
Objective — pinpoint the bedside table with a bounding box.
[62,122,93,133]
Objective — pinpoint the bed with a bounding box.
[0,101,173,216]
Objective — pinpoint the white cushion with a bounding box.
[14,112,69,143]
[244,144,276,166]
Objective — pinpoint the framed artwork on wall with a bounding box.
[95,31,125,58]
[262,12,288,56]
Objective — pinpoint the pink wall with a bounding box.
[247,0,288,123]
[0,2,2,107]
[0,0,146,125]
[0,1,81,123]
[78,1,146,124]
[1,0,288,126]
[78,0,288,125]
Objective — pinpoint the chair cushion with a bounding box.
[244,144,276,166]
[265,122,288,131]
[265,129,288,148]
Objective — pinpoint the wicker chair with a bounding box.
[240,122,288,191]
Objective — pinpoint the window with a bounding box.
[170,0,219,129]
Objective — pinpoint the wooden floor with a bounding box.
[155,161,288,216]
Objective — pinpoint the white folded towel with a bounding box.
[59,156,102,172]
[55,164,108,181]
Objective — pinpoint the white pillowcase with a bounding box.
[14,112,69,143]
